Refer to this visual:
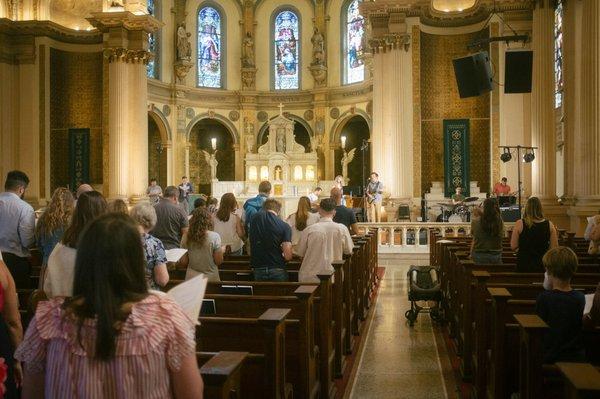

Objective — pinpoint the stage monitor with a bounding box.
[505,50,533,93]
[452,51,493,98]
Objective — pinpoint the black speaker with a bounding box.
[452,51,493,98]
[504,50,533,93]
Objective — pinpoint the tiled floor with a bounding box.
[348,263,451,399]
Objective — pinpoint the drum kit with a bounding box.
[436,196,480,223]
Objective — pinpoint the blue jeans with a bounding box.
[253,267,289,282]
[472,251,502,264]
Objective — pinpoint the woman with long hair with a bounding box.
[179,208,224,282]
[15,213,203,398]
[43,191,107,297]
[0,255,23,399]
[212,193,244,256]
[107,198,129,214]
[333,175,346,206]
[286,196,319,249]
[35,187,74,268]
[510,196,559,272]
[470,198,504,264]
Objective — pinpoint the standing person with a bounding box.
[0,255,23,399]
[179,208,224,282]
[249,199,293,282]
[493,177,512,197]
[75,183,93,200]
[331,187,359,235]
[584,214,600,255]
[213,193,244,256]
[511,196,559,273]
[178,176,193,214]
[366,172,383,222]
[147,178,163,204]
[151,186,189,250]
[16,213,204,399]
[470,198,504,264]
[296,198,354,283]
[207,197,218,215]
[333,175,346,206]
[243,181,271,232]
[451,186,465,205]
[107,199,128,214]
[130,202,169,290]
[44,191,107,298]
[307,187,322,204]
[0,171,35,288]
[286,196,319,249]
[35,187,74,283]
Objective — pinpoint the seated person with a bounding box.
[307,187,322,204]
[536,246,586,363]
[451,186,465,205]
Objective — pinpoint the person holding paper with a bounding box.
[179,208,225,282]
[15,213,204,398]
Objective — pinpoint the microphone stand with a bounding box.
[360,138,370,222]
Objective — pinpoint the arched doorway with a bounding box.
[334,115,371,188]
[189,118,236,194]
[148,116,168,189]
[258,116,313,153]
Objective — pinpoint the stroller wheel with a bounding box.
[405,309,417,326]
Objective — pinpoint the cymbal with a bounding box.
[437,203,455,209]
[464,197,479,202]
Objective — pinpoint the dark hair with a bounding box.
[294,196,311,231]
[62,191,108,248]
[4,170,29,191]
[188,207,213,246]
[164,186,179,199]
[319,198,336,213]
[216,193,238,222]
[370,172,378,177]
[501,177,507,182]
[65,213,148,360]
[263,198,282,214]
[194,197,207,209]
[480,198,503,237]
[150,178,157,183]
[108,199,128,214]
[314,187,322,192]
[523,197,544,228]
[543,246,578,281]
[182,176,187,179]
[258,181,272,194]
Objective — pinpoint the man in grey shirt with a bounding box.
[0,170,35,287]
[151,185,189,250]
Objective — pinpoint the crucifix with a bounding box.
[278,102,284,116]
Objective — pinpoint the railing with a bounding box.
[357,222,515,253]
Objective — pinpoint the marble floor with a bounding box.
[348,262,456,399]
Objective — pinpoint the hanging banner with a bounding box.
[68,128,90,191]
[443,119,470,197]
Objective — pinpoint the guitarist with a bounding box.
[366,172,383,222]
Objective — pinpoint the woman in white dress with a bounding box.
[212,193,245,256]
[286,196,320,250]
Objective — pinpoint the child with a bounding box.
[536,246,586,363]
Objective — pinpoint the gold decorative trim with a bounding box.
[87,11,163,34]
[103,48,153,64]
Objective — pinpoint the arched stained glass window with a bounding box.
[198,6,222,88]
[273,10,299,90]
[147,0,159,79]
[554,0,563,108]
[344,0,365,85]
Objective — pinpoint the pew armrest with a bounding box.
[556,362,600,394]
[515,314,548,330]
[200,351,248,384]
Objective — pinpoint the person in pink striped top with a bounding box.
[15,213,204,399]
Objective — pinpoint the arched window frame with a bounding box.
[341,0,365,85]
[147,0,160,80]
[197,2,227,89]
[270,6,301,91]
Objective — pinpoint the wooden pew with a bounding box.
[198,351,248,399]
[557,362,600,399]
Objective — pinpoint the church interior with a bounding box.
[1,0,600,398]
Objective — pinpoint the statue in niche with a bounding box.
[201,149,218,181]
[274,166,283,181]
[276,129,286,152]
[341,147,357,183]
[311,28,325,66]
[177,23,192,61]
[242,32,255,68]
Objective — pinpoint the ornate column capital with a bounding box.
[87,11,163,34]
[103,47,154,64]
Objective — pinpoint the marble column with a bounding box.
[129,59,149,202]
[530,1,556,202]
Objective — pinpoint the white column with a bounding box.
[108,58,129,199]
[530,2,556,201]
[129,60,149,202]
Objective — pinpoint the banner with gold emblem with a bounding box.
[68,128,90,191]
[443,119,470,197]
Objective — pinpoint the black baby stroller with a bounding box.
[405,265,442,326]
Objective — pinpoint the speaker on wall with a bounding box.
[504,50,533,93]
[452,51,493,98]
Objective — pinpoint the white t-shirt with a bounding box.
[308,193,319,203]
[212,213,244,252]
[286,212,320,247]
[295,217,354,283]
[44,243,77,298]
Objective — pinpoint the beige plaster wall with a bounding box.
[157,0,174,84]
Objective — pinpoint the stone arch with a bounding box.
[257,113,314,147]
[148,105,172,142]
[329,108,371,145]
[185,112,239,144]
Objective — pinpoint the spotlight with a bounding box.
[500,148,512,163]
[523,150,535,163]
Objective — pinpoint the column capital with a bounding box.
[103,47,153,64]
[87,11,163,34]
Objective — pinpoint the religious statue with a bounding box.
[341,148,357,183]
[201,149,218,181]
[311,28,325,66]
[242,32,255,68]
[274,166,283,181]
[276,130,285,152]
[176,23,192,61]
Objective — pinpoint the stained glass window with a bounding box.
[554,0,563,108]
[273,10,299,90]
[198,6,222,88]
[345,0,365,84]
[147,0,158,79]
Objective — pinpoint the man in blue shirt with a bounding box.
[0,170,35,288]
[249,198,292,281]
[243,180,271,232]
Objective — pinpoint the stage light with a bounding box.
[523,150,535,163]
[500,147,512,163]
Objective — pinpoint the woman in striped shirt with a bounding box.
[15,213,203,399]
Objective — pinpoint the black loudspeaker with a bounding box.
[504,50,533,93]
[452,51,493,98]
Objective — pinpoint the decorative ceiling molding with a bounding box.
[0,18,102,44]
[87,11,162,33]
